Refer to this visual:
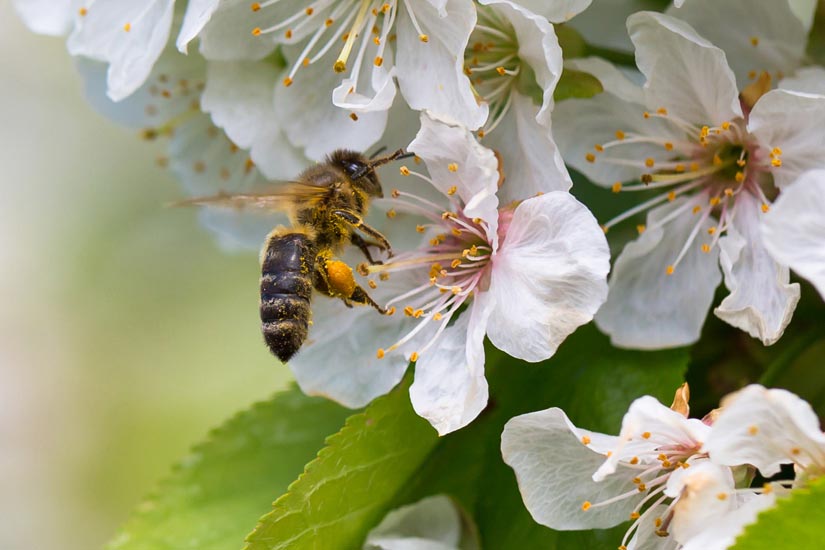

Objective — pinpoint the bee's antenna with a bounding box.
[354,149,412,179]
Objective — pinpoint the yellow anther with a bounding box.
[642,432,651,439]
[413,309,424,318]
[334,60,347,73]
[701,126,710,138]
[643,111,650,119]
[581,436,591,445]
[386,306,396,316]
[400,166,411,175]
[349,112,359,121]
[615,130,626,140]
[675,164,686,173]
[655,518,663,528]
[404,306,414,316]
[619,546,628,550]
[373,36,381,45]
[708,226,717,235]
[713,154,722,166]
[78,7,88,15]
[581,501,592,511]
[416,225,426,233]
[636,224,646,235]
[791,447,801,455]
[382,3,391,12]
[285,29,293,39]
[451,259,461,268]
[325,18,334,26]
[447,185,457,195]
[629,456,639,465]
[451,228,462,236]
[645,158,655,168]
[763,483,773,494]
[662,460,672,468]
[252,27,262,36]
[629,512,640,520]
[761,203,770,213]
[433,313,443,321]
[476,129,485,138]
[376,348,385,359]
[735,171,745,183]
[448,162,458,172]
[451,286,461,295]
[710,197,721,206]
[123,22,132,32]
[632,477,642,484]
[690,162,700,171]
[419,34,429,42]
[379,273,389,281]
[717,492,728,501]
[374,56,384,66]
[429,263,443,278]
[724,188,734,197]
[410,352,419,362]
[772,147,783,156]
[666,265,675,275]
[386,209,396,218]
[601,225,609,234]
[664,142,674,151]
[667,191,676,202]
[771,158,782,167]
[692,205,702,214]
[750,36,759,46]
[496,66,507,76]
[305,7,314,14]
[637,484,647,492]
[585,153,596,163]
[748,425,759,435]
[612,182,622,193]
[303,57,311,66]
[722,121,731,130]
[368,280,377,289]
[657,107,668,115]
[737,159,747,167]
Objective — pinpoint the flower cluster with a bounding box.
[502,383,825,550]
[13,0,825,544]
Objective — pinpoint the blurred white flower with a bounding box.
[364,495,476,550]
[706,385,825,484]
[761,170,825,301]
[555,12,825,349]
[501,388,774,550]
[468,0,570,197]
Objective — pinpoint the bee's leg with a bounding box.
[350,233,384,265]
[314,255,387,314]
[332,210,393,256]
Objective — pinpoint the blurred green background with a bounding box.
[0,6,291,549]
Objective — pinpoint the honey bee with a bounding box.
[178,149,408,362]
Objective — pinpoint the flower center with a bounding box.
[250,0,428,88]
[362,164,493,361]
[465,7,534,137]
[586,108,779,275]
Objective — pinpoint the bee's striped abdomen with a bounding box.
[260,231,316,362]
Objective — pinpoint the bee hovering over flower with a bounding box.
[177,148,408,362]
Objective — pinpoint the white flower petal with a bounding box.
[780,66,825,95]
[410,307,489,435]
[789,0,818,30]
[482,94,571,202]
[177,0,220,53]
[501,407,641,530]
[66,0,176,101]
[486,192,609,362]
[595,197,722,349]
[666,460,735,544]
[202,61,307,180]
[627,12,742,125]
[290,294,411,408]
[13,0,75,36]
[680,493,778,550]
[748,89,825,189]
[408,112,500,223]
[714,192,800,345]
[395,0,487,130]
[274,49,389,161]
[513,0,592,23]
[762,170,825,300]
[706,385,825,477]
[198,0,279,61]
[666,0,806,89]
[553,61,680,186]
[365,495,462,550]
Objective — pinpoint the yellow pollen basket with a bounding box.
[326,260,357,297]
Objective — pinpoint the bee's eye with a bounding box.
[342,160,368,179]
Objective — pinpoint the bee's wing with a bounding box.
[171,181,330,213]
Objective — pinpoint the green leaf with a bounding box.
[732,476,825,550]
[554,69,604,102]
[106,386,349,550]
[399,324,690,548]
[245,375,439,550]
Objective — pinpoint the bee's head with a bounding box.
[329,150,384,198]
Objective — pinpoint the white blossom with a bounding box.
[364,495,472,550]
[554,12,825,349]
